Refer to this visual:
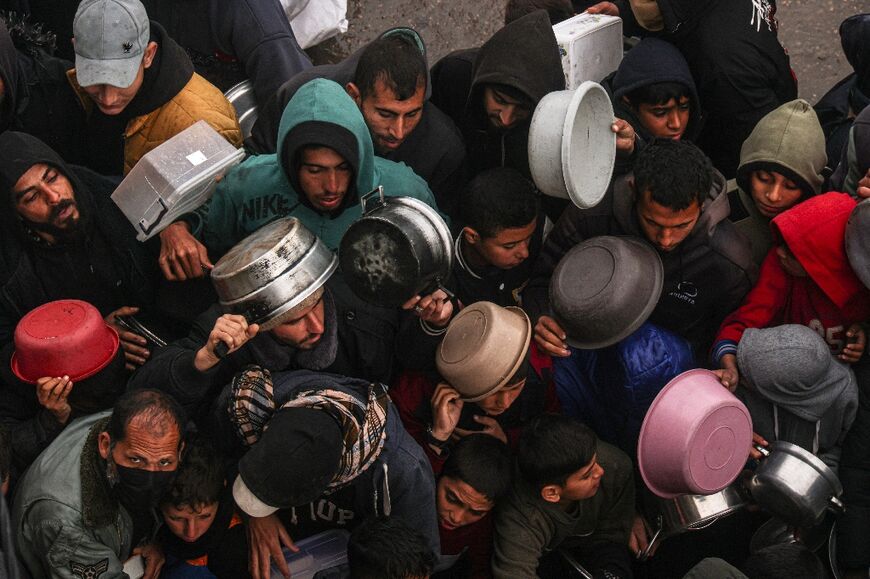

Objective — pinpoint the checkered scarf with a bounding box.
[228,366,389,491]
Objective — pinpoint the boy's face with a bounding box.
[476,378,526,416]
[161,501,219,543]
[635,188,701,253]
[545,454,604,504]
[775,245,808,277]
[749,169,803,218]
[463,218,537,270]
[631,96,690,140]
[436,475,494,530]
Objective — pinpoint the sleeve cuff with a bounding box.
[712,341,738,366]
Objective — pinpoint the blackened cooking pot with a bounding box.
[339,187,452,307]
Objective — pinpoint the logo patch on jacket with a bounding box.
[71,558,109,578]
[668,281,699,305]
[749,0,776,32]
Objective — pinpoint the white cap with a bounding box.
[232,474,279,518]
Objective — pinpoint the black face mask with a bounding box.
[114,464,176,512]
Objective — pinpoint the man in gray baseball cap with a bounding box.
[60,0,241,176]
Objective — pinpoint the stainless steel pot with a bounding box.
[748,441,845,528]
[211,217,337,330]
[339,187,453,307]
[640,484,748,560]
[224,80,258,141]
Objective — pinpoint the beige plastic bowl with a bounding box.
[437,301,532,402]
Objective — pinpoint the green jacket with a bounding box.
[492,441,635,579]
[192,78,439,255]
[13,412,137,579]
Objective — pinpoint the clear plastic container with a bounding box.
[270,529,349,579]
[111,120,245,241]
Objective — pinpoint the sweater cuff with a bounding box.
[712,340,738,366]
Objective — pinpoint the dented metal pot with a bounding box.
[339,187,452,307]
[211,217,337,330]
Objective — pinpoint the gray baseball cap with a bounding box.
[73,0,150,89]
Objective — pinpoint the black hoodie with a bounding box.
[430,10,565,181]
[0,131,158,345]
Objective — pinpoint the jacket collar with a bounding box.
[79,417,119,529]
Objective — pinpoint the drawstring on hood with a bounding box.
[737,99,827,199]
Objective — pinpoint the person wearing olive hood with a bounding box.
[737,324,858,470]
[430,10,565,182]
[730,99,827,265]
[183,78,438,256]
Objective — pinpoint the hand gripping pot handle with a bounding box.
[213,311,253,359]
[639,516,664,562]
[754,444,771,458]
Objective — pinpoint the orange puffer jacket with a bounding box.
[67,69,242,174]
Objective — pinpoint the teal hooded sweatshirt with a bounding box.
[193,78,438,254]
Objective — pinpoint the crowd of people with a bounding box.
[0,0,867,577]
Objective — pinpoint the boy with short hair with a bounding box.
[610,38,701,144]
[452,168,544,309]
[158,437,250,578]
[436,435,513,578]
[492,414,634,579]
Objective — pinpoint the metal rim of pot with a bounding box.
[639,484,748,561]
[339,186,453,307]
[211,217,319,302]
[749,441,845,528]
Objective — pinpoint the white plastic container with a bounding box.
[111,120,245,241]
[553,13,623,89]
[270,529,349,579]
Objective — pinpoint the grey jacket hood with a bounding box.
[738,325,854,422]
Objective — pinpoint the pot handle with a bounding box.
[359,186,385,215]
[754,444,771,458]
[829,496,845,513]
[638,516,664,562]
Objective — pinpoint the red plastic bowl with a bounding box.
[11,300,119,383]
[637,369,753,498]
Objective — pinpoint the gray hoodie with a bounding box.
[737,324,858,470]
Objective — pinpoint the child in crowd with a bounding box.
[348,517,435,579]
[737,325,858,469]
[731,99,828,264]
[158,438,250,579]
[610,38,702,145]
[713,192,870,389]
[435,435,513,578]
[492,414,634,579]
[451,168,544,309]
[391,301,558,471]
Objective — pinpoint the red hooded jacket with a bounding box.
[713,192,870,363]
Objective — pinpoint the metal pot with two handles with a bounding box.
[748,441,845,528]
[639,484,749,560]
[339,186,453,308]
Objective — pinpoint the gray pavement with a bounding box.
[310,0,865,106]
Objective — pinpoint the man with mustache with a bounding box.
[12,389,186,579]
[0,131,163,369]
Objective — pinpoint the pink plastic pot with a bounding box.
[637,369,752,498]
[11,300,119,383]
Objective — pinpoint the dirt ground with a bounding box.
[309,0,865,105]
